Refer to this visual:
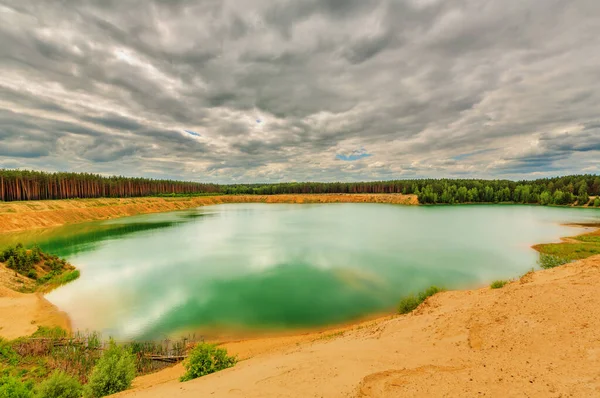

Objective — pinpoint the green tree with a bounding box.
[594,197,600,207]
[36,372,82,398]
[540,191,552,205]
[84,340,136,398]
[180,343,237,382]
[577,183,589,206]
[0,376,33,398]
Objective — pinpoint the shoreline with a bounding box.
[116,254,600,397]
[0,194,418,233]
[1,202,600,395]
[1,200,598,342]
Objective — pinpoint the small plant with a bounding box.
[84,340,136,398]
[180,343,237,382]
[397,286,444,314]
[490,280,508,289]
[0,376,33,398]
[538,253,570,269]
[594,198,600,207]
[36,371,82,398]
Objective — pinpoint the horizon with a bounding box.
[1,1,599,183]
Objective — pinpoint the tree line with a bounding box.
[222,175,600,206]
[1,169,599,206]
[0,169,220,201]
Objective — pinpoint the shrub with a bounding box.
[36,372,82,398]
[84,340,136,398]
[397,295,421,314]
[180,343,237,382]
[0,376,33,398]
[397,286,444,314]
[490,280,508,289]
[538,253,570,269]
[594,198,600,207]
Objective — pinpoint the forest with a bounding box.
[1,169,599,206]
[0,169,220,201]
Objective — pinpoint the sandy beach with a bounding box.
[113,254,600,397]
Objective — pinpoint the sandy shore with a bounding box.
[0,194,417,233]
[0,264,71,339]
[114,255,600,398]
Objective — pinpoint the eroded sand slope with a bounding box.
[117,256,600,398]
[0,194,417,233]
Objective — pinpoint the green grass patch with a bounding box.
[397,286,444,314]
[46,270,80,286]
[490,280,509,289]
[573,234,600,244]
[535,242,600,262]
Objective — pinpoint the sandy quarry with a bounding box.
[0,194,417,233]
[0,197,599,396]
[113,255,600,398]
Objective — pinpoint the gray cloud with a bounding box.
[1,0,599,182]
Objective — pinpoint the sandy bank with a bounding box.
[0,194,417,233]
[114,255,600,398]
[0,266,71,339]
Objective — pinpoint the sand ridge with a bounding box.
[0,194,417,233]
[114,255,600,398]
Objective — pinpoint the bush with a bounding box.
[538,253,570,269]
[0,376,33,398]
[84,340,136,398]
[594,198,600,207]
[397,286,444,314]
[36,372,82,398]
[180,343,237,382]
[490,280,508,289]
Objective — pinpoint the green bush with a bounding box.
[538,253,571,269]
[397,286,444,314]
[84,340,136,398]
[0,376,33,398]
[36,372,82,398]
[490,280,508,289]
[180,343,237,382]
[594,198,600,207]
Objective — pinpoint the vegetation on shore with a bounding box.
[2,169,600,207]
[490,280,509,289]
[0,326,229,397]
[180,343,237,382]
[0,244,78,292]
[397,286,444,314]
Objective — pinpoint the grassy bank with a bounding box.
[0,326,235,397]
[533,224,600,268]
[0,244,79,293]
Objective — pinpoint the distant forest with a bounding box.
[1,169,599,206]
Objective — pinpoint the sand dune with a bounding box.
[115,255,600,397]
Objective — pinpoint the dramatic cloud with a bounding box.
[0,0,599,182]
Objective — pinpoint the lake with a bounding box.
[3,203,599,339]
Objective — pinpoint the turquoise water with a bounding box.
[4,204,599,339]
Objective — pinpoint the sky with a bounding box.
[1,0,599,183]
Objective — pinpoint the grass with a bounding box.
[0,326,202,393]
[397,286,444,314]
[535,242,600,262]
[490,280,509,289]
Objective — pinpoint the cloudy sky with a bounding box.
[1,0,599,183]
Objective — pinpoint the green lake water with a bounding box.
[3,203,599,339]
